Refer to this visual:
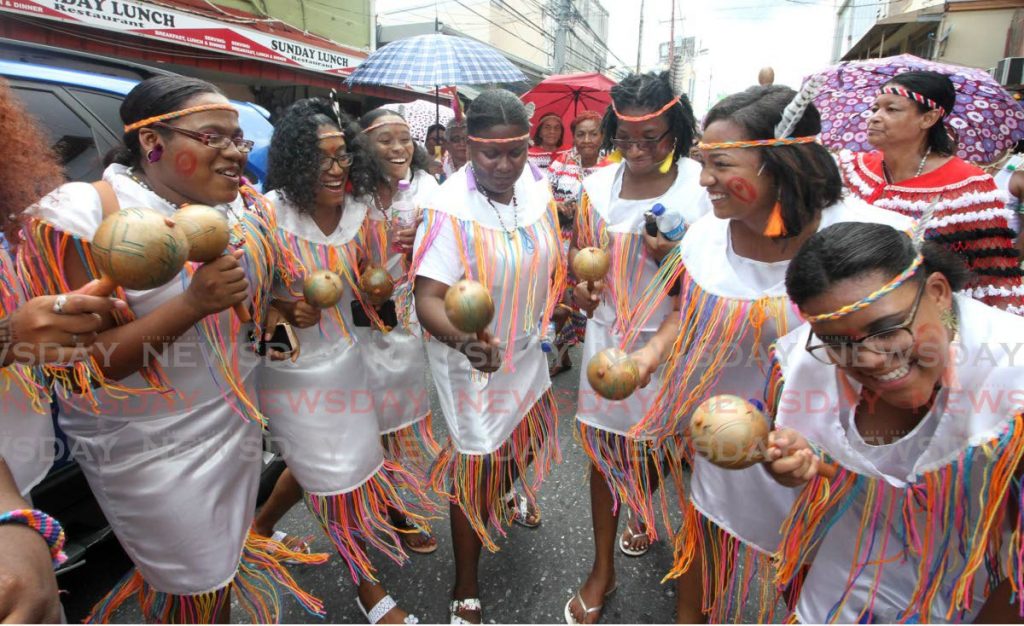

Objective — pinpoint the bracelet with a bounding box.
[0,508,67,567]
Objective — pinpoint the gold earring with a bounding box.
[939,306,958,334]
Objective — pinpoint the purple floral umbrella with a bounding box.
[808,54,1024,165]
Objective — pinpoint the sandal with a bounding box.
[267,530,314,564]
[505,490,541,528]
[449,597,482,624]
[549,359,573,378]
[564,583,617,624]
[618,511,651,557]
[357,594,419,624]
[396,516,438,555]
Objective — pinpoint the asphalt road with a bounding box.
[60,344,775,624]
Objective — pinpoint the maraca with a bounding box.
[690,394,836,477]
[444,279,494,341]
[572,247,610,319]
[303,270,344,309]
[359,266,395,307]
[586,347,639,400]
[90,206,189,293]
[173,204,250,322]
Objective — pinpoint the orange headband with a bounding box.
[698,136,818,150]
[467,133,531,144]
[317,131,345,140]
[612,96,681,123]
[362,119,410,135]
[124,103,238,133]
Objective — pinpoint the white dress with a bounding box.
[412,165,563,549]
[775,296,1023,623]
[19,165,316,618]
[0,247,53,499]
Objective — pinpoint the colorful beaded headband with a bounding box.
[879,85,947,117]
[698,136,818,150]
[467,133,531,144]
[612,96,681,123]
[362,118,410,135]
[802,254,924,322]
[124,103,238,133]
[317,131,345,140]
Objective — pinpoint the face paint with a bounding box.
[174,151,198,178]
[726,177,758,204]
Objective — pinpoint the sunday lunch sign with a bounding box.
[0,0,367,75]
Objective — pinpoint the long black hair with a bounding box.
[785,222,971,307]
[358,108,432,183]
[600,71,697,163]
[705,85,843,239]
[883,71,957,156]
[265,97,378,214]
[109,75,222,167]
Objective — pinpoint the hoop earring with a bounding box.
[146,146,163,164]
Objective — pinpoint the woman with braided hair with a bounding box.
[839,70,1024,313]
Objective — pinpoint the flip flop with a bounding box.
[618,512,651,557]
[396,516,438,555]
[267,530,314,564]
[506,490,541,528]
[564,584,617,624]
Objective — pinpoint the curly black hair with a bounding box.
[358,108,433,185]
[601,71,697,164]
[265,98,379,215]
[705,85,843,240]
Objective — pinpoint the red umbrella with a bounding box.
[521,72,617,151]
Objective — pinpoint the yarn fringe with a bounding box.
[381,412,442,502]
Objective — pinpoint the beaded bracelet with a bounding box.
[0,508,67,567]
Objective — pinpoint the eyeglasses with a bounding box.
[805,279,926,367]
[319,152,353,172]
[152,122,254,154]
[611,129,672,152]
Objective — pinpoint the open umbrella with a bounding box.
[521,72,617,150]
[808,54,1024,165]
[381,100,455,143]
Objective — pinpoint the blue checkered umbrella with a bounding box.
[345,34,527,86]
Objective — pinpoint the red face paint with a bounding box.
[174,152,198,178]
[726,177,758,204]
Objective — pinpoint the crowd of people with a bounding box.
[0,60,1023,626]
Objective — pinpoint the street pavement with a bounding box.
[61,344,776,624]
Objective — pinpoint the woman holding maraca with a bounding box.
[18,76,320,623]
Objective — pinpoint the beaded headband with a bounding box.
[612,95,681,123]
[124,103,238,133]
[467,133,531,144]
[317,131,345,140]
[698,136,818,150]
[879,85,947,117]
[362,118,410,135]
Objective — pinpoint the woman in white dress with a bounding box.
[767,222,1024,622]
[259,98,428,623]
[17,76,320,623]
[626,85,909,623]
[566,71,709,624]
[411,89,565,623]
[352,108,441,555]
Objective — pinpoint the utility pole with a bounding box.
[553,0,571,74]
[635,0,644,73]
[668,0,675,76]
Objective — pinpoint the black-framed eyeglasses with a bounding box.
[152,122,254,154]
[611,129,672,152]
[319,152,353,172]
[805,279,926,367]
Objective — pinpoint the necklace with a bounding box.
[481,187,519,236]
[127,167,181,209]
[370,191,392,231]
[882,146,932,184]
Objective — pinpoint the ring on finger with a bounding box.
[53,295,68,314]
[70,333,79,345]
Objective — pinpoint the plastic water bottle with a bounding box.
[643,203,687,241]
[540,320,558,353]
[390,180,417,251]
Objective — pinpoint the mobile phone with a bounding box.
[256,323,295,356]
[351,299,399,328]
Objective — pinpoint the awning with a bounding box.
[842,5,944,60]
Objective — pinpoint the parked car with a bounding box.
[0,38,282,575]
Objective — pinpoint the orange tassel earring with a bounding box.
[763,198,787,238]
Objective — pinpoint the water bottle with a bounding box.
[390,180,417,251]
[540,320,558,353]
[643,203,687,241]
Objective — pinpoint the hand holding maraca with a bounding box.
[444,279,502,373]
[173,204,251,322]
[571,247,609,319]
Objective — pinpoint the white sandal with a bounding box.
[449,597,482,624]
[357,594,419,624]
[504,490,541,528]
[563,585,616,625]
[618,510,651,557]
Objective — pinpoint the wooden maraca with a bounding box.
[690,394,836,478]
[359,266,395,307]
[302,270,344,309]
[444,279,494,341]
[586,347,639,400]
[572,247,610,319]
[90,206,189,294]
[173,204,251,322]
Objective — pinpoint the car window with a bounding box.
[10,85,104,182]
[66,88,125,137]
